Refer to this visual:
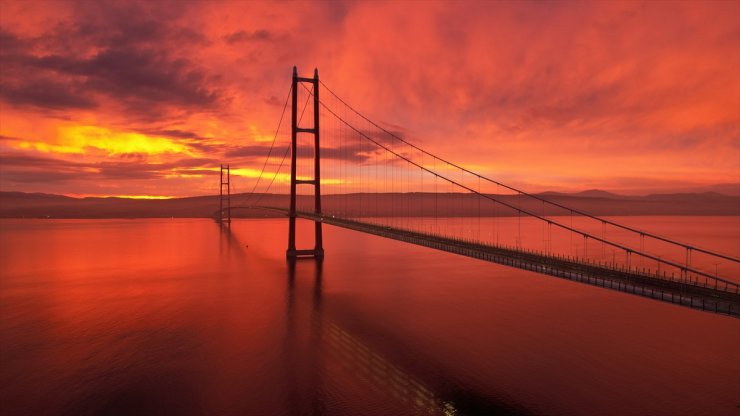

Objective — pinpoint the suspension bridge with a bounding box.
[216,67,740,317]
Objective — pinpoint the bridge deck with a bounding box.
[291,212,740,318]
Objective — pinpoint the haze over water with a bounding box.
[1,217,738,416]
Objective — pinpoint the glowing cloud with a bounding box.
[113,195,174,200]
[60,126,193,156]
[13,126,194,157]
[0,1,736,197]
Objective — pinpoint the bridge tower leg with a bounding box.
[219,164,231,225]
[287,66,324,258]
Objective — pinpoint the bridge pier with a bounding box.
[287,66,324,259]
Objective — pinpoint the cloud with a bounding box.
[136,129,208,140]
[2,47,224,113]
[0,152,220,183]
[223,29,275,44]
[223,142,376,163]
[5,126,198,157]
[223,145,283,159]
[0,2,224,117]
[0,78,98,110]
[0,1,737,197]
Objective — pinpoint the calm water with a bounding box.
[1,217,738,416]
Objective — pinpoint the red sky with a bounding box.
[0,0,738,198]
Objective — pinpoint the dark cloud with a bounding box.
[0,153,220,183]
[358,128,407,145]
[0,29,25,52]
[0,29,99,111]
[0,78,98,110]
[0,154,109,183]
[0,169,90,183]
[322,0,356,25]
[0,153,75,168]
[318,144,373,162]
[183,141,223,154]
[264,95,286,107]
[169,157,220,168]
[64,1,206,48]
[136,129,207,140]
[224,29,274,44]
[224,145,282,159]
[223,142,375,163]
[0,3,223,115]
[26,47,222,110]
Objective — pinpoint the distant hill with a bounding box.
[0,192,223,219]
[539,189,622,199]
[1,190,738,218]
[688,183,740,196]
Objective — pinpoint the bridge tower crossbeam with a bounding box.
[287,66,324,258]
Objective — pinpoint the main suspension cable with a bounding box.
[239,84,292,207]
[314,93,737,285]
[317,79,738,263]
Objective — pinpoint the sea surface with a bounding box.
[1,217,738,415]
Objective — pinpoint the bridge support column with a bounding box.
[287,66,324,258]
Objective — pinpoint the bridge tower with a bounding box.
[219,164,231,225]
[287,66,324,258]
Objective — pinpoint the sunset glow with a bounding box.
[13,125,195,157]
[110,195,174,200]
[0,1,738,197]
[1,3,739,414]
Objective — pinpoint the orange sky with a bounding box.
[0,0,738,198]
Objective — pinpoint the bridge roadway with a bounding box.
[219,206,739,317]
[281,211,739,318]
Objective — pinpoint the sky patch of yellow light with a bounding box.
[249,125,275,142]
[320,178,344,185]
[64,193,175,199]
[16,140,86,154]
[60,126,194,156]
[211,167,346,185]
[14,125,195,156]
[164,171,205,179]
[113,195,174,199]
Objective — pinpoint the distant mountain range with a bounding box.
[1,190,738,218]
[539,188,740,200]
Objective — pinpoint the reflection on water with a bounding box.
[283,257,526,415]
[0,218,738,415]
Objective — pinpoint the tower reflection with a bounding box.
[282,258,480,415]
